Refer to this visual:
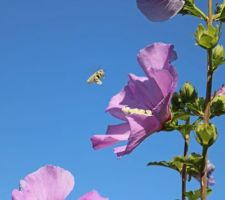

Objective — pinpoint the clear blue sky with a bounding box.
[0,0,224,199]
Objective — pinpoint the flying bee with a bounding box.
[87,69,105,85]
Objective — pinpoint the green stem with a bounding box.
[193,5,208,21]
[181,118,190,200]
[201,0,213,199]
[181,138,189,200]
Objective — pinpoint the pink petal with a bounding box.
[118,115,160,157]
[12,165,74,200]
[137,0,184,22]
[78,190,109,200]
[91,123,130,150]
[107,74,164,117]
[137,43,177,73]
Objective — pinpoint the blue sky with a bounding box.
[0,0,224,199]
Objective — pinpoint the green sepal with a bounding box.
[212,45,225,71]
[179,0,207,20]
[215,1,225,22]
[186,97,205,117]
[171,92,184,112]
[195,24,220,49]
[211,95,225,117]
[178,124,193,139]
[186,188,212,200]
[164,117,179,131]
[196,123,217,147]
[164,111,191,131]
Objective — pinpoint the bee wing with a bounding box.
[95,78,102,85]
[87,74,95,84]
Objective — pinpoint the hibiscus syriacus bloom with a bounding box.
[91,43,178,157]
[194,160,216,186]
[137,0,185,22]
[207,160,216,186]
[12,165,108,200]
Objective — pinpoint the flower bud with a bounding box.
[196,123,217,147]
[180,82,197,103]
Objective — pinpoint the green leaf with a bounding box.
[148,154,203,177]
[185,153,203,177]
[215,0,225,22]
[186,188,212,200]
[148,156,185,173]
[179,0,207,20]
[196,123,217,147]
[195,24,220,49]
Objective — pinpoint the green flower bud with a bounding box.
[180,82,197,103]
[212,45,225,71]
[196,123,217,147]
[195,24,220,49]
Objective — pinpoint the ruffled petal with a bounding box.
[137,43,178,97]
[12,165,74,200]
[91,123,130,150]
[116,115,160,157]
[78,190,109,200]
[137,0,185,22]
[153,92,172,122]
[137,43,177,74]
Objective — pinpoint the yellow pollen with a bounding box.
[121,106,152,116]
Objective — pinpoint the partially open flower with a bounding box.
[207,160,216,186]
[91,43,178,157]
[194,160,216,186]
[136,0,185,22]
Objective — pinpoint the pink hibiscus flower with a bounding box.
[91,43,178,157]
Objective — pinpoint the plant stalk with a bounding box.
[201,0,213,199]
[181,118,190,200]
[181,137,189,200]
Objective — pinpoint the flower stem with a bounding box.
[181,118,190,200]
[201,0,213,199]
[181,138,189,200]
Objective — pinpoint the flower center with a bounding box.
[122,106,152,116]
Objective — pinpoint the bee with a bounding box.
[87,69,105,85]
